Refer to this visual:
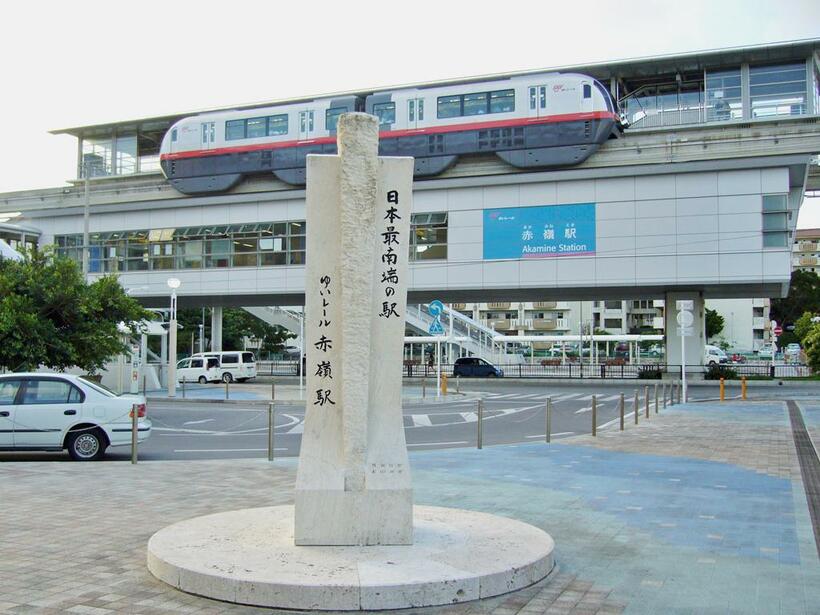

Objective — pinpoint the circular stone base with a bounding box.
[147,505,554,610]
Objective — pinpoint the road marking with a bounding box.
[182,419,215,426]
[574,406,593,414]
[488,393,520,399]
[285,422,304,434]
[598,412,636,429]
[459,412,478,423]
[407,441,468,447]
[411,414,433,427]
[526,432,574,438]
[174,448,288,453]
[554,393,584,401]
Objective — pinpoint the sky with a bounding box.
[0,0,818,226]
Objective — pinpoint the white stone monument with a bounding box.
[295,113,414,545]
[146,113,555,610]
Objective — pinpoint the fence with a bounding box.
[256,360,812,380]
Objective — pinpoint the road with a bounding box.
[2,381,817,462]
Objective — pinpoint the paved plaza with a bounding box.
[1,399,818,614]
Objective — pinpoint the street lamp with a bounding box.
[167,278,181,398]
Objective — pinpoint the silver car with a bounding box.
[0,373,151,461]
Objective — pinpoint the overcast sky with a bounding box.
[1,0,818,226]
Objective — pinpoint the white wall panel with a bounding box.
[557,180,595,204]
[676,172,718,198]
[635,175,674,200]
[594,177,635,202]
[597,201,635,220]
[519,182,557,206]
[717,170,761,195]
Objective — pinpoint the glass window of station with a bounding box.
[619,57,816,129]
[55,214,447,273]
[79,120,170,178]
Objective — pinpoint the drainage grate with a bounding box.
[786,400,820,558]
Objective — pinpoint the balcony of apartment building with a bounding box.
[629,300,659,315]
[752,316,768,330]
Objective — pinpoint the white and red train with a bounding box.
[159,72,624,194]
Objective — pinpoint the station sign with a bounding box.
[483,203,596,260]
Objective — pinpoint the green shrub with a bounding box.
[637,367,662,379]
[704,365,738,380]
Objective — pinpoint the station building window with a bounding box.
[749,63,807,118]
[410,213,447,261]
[705,68,742,122]
[55,214,444,270]
[761,194,790,248]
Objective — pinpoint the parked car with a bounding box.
[785,343,801,356]
[703,345,729,366]
[757,347,774,360]
[176,356,221,383]
[191,351,256,383]
[0,373,151,461]
[453,357,504,378]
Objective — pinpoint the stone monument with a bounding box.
[295,113,413,545]
[146,113,555,610]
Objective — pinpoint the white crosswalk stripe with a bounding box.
[411,414,433,427]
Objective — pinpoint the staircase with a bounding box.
[405,304,523,364]
[242,306,303,345]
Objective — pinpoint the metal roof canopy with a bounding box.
[50,37,820,139]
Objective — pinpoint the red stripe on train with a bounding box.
[160,111,616,161]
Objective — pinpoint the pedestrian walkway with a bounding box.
[1,400,818,614]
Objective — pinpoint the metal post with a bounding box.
[456,375,460,394]
[422,377,426,398]
[82,164,90,279]
[272,381,275,401]
[619,393,625,431]
[741,376,747,401]
[591,394,597,437]
[130,404,138,465]
[654,384,659,414]
[225,379,230,400]
[477,399,484,449]
[142,376,146,396]
[678,380,682,404]
[644,385,650,419]
[720,377,725,402]
[663,382,667,408]
[546,396,552,443]
[634,389,639,425]
[267,402,275,462]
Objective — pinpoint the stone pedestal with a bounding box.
[294,113,414,545]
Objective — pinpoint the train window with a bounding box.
[171,129,178,142]
[490,89,515,113]
[373,102,395,126]
[418,100,424,120]
[529,88,536,110]
[226,120,245,141]
[409,100,414,122]
[437,95,462,118]
[583,84,591,99]
[326,108,345,132]
[463,93,488,116]
[267,114,288,136]
[246,117,266,139]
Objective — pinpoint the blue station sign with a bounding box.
[483,203,596,260]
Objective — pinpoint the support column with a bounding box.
[664,291,706,371]
[160,331,168,386]
[211,307,223,352]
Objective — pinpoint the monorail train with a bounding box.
[159,72,625,195]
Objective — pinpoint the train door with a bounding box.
[580,81,593,113]
[200,122,215,150]
[298,110,315,140]
[528,86,548,118]
[408,98,425,128]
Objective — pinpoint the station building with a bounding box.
[1,38,819,365]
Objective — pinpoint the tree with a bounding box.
[793,311,817,343]
[803,322,820,373]
[0,248,149,373]
[770,270,820,326]
[705,308,724,340]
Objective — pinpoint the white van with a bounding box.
[703,345,729,366]
[176,356,222,384]
[192,351,257,383]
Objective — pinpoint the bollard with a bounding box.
[591,395,597,437]
[741,376,747,401]
[619,393,625,431]
[272,381,275,401]
[677,381,682,404]
[634,389,639,425]
[422,377,427,399]
[441,373,448,396]
[644,385,650,419]
[130,403,139,465]
[719,377,725,402]
[477,399,484,449]
[267,402,275,462]
[663,382,667,408]
[181,376,186,399]
[142,375,146,396]
[546,396,552,444]
[456,375,460,394]
[654,383,659,414]
[225,378,230,400]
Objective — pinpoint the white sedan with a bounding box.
[0,373,151,461]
